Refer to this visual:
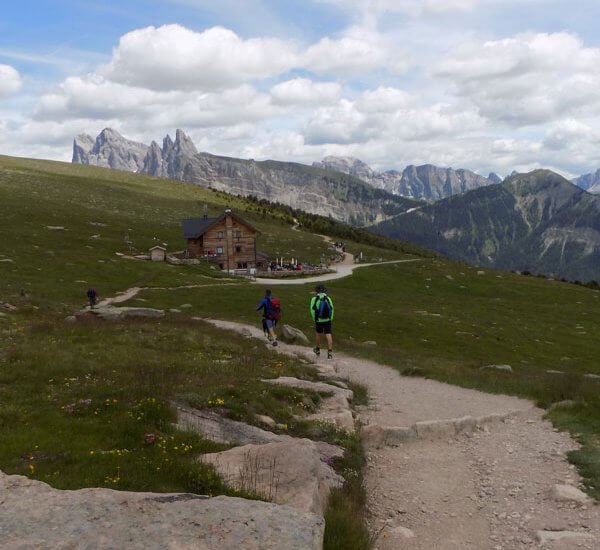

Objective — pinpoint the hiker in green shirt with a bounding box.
[310,285,334,359]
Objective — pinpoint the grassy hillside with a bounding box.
[1,154,598,530]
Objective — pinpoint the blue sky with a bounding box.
[2,0,600,177]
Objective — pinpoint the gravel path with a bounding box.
[204,319,599,550]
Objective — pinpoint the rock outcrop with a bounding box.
[0,470,325,549]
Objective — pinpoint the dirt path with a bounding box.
[203,319,599,550]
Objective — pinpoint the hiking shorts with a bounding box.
[264,318,275,329]
[315,321,332,334]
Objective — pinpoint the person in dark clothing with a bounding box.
[86,287,97,309]
[256,289,278,346]
[309,285,334,359]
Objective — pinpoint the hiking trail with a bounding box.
[204,319,598,550]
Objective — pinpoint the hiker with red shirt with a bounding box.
[256,289,280,347]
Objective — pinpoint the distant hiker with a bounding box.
[86,287,97,308]
[256,289,280,346]
[310,285,334,359]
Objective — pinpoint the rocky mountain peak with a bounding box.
[72,127,149,172]
[313,157,494,200]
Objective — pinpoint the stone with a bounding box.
[279,324,309,344]
[362,424,385,449]
[363,340,377,346]
[64,316,77,324]
[180,304,193,309]
[390,526,415,539]
[546,370,565,374]
[203,439,343,516]
[169,308,182,313]
[0,470,323,549]
[480,364,513,373]
[535,530,593,545]
[46,226,65,231]
[550,484,591,505]
[383,426,417,446]
[454,415,477,434]
[256,414,277,429]
[583,373,600,380]
[415,419,456,440]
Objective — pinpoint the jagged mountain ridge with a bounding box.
[370,170,600,281]
[72,129,420,226]
[313,156,496,200]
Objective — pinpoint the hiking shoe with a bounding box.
[272,340,278,347]
[313,347,320,356]
[327,350,333,359]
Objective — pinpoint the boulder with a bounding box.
[550,484,591,505]
[0,470,324,549]
[203,439,343,516]
[279,324,309,344]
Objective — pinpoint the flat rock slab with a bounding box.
[203,439,343,516]
[0,471,324,549]
[536,530,594,545]
[76,305,165,321]
[175,405,283,445]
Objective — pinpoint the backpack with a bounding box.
[316,296,331,320]
[267,297,281,320]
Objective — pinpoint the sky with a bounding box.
[2,0,600,178]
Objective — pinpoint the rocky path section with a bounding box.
[204,319,599,549]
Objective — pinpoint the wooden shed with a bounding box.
[149,245,166,262]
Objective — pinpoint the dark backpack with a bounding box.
[316,297,331,320]
[267,297,281,320]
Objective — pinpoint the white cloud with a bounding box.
[270,78,341,106]
[0,65,22,97]
[435,32,600,126]
[303,27,402,75]
[102,24,299,91]
[33,75,275,131]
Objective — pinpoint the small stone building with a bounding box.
[181,209,265,271]
[149,245,166,262]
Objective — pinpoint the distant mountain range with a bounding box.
[573,169,600,194]
[313,156,500,200]
[371,170,600,281]
[73,129,420,226]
